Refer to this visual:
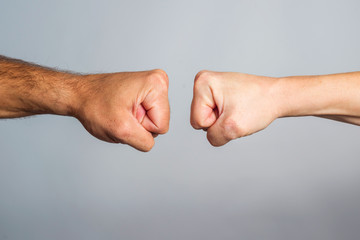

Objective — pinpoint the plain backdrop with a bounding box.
[1,0,360,239]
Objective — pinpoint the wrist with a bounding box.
[272,76,311,118]
[38,72,84,117]
[271,77,293,118]
[264,76,287,119]
[58,73,88,118]
[67,73,104,119]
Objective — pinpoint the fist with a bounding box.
[190,71,280,146]
[74,69,170,152]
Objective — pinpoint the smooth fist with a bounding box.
[190,71,281,146]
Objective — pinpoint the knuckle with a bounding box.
[206,132,223,147]
[190,115,204,129]
[209,140,221,147]
[142,142,154,152]
[190,118,200,129]
[195,70,210,80]
[222,117,244,140]
[207,135,217,146]
[156,110,170,134]
[157,122,169,134]
[148,69,169,89]
[113,120,132,140]
[194,70,216,91]
[139,137,155,152]
[194,70,214,83]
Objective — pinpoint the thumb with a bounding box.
[206,113,242,147]
[190,83,218,129]
[121,113,155,152]
[137,71,170,135]
[136,91,170,135]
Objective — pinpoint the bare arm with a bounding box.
[0,55,170,151]
[190,71,360,146]
[285,73,360,126]
[277,72,360,120]
[317,115,360,126]
[0,55,78,118]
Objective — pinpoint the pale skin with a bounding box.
[191,70,360,146]
[0,55,170,152]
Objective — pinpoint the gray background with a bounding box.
[1,0,360,239]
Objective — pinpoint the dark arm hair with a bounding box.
[0,55,79,118]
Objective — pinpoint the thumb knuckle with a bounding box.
[222,117,244,140]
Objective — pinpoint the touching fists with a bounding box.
[74,69,170,152]
[190,71,280,146]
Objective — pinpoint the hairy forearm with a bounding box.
[0,55,80,118]
[274,72,360,119]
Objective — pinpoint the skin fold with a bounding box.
[190,70,360,146]
[0,55,170,152]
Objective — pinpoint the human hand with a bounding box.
[73,69,170,152]
[190,71,280,146]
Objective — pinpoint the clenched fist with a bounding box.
[0,56,169,151]
[190,71,280,146]
[74,69,170,151]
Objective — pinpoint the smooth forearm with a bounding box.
[274,72,360,118]
[317,115,360,126]
[0,56,80,118]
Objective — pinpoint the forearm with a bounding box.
[0,55,79,118]
[317,115,360,126]
[274,72,360,119]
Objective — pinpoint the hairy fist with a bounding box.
[74,69,170,152]
[190,71,280,146]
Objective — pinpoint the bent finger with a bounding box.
[117,115,155,152]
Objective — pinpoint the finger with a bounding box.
[190,84,218,129]
[141,84,170,135]
[206,115,241,147]
[135,104,146,123]
[205,115,228,146]
[141,112,169,134]
[135,104,164,134]
[135,104,158,134]
[117,114,155,152]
